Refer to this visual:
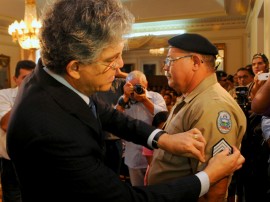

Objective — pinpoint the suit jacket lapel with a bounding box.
[36,64,102,136]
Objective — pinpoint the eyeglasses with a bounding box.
[164,55,193,67]
[94,55,120,74]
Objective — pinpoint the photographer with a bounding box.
[235,86,251,115]
[116,70,167,186]
[230,67,254,114]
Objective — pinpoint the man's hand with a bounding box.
[204,146,245,185]
[133,90,147,102]
[157,128,206,162]
[123,82,133,98]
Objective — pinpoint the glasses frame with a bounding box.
[98,61,117,73]
[164,55,193,67]
[94,55,121,74]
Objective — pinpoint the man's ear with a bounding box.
[66,61,80,79]
[191,55,202,70]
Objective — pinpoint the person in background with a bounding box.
[0,60,36,202]
[251,70,270,116]
[170,90,179,105]
[252,65,270,198]
[245,64,253,73]
[116,70,167,186]
[227,67,253,201]
[163,93,173,112]
[148,33,246,202]
[249,53,269,100]
[6,1,245,202]
[236,67,254,87]
[159,87,166,97]
[216,70,229,90]
[233,73,239,87]
[237,53,269,202]
[143,111,169,167]
[229,67,254,100]
[226,74,235,92]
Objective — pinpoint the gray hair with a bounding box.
[39,0,134,74]
[202,55,216,70]
[126,70,147,83]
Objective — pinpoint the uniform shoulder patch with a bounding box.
[217,111,232,134]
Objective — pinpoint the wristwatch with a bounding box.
[152,130,166,149]
[117,96,129,109]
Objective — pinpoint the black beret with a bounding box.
[168,33,218,56]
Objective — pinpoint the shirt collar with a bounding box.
[184,74,218,104]
[145,90,151,99]
[12,87,18,99]
[43,67,90,105]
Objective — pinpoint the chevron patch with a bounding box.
[212,138,233,156]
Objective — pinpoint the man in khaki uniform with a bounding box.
[147,33,246,202]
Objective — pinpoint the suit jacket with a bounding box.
[7,63,201,202]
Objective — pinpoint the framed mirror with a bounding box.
[214,43,226,71]
[0,54,11,89]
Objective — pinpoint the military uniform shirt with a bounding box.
[148,74,246,185]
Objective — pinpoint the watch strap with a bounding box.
[152,130,166,149]
[117,96,129,109]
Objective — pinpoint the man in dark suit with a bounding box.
[6,0,244,202]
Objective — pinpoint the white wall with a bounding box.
[246,0,270,60]
[123,28,247,76]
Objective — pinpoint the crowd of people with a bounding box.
[0,0,268,202]
[215,53,270,202]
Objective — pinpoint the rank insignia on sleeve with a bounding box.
[212,138,233,156]
[217,111,231,134]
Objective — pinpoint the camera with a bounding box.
[133,84,144,94]
[235,86,251,112]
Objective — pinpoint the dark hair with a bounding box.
[152,111,169,127]
[14,60,36,78]
[245,64,252,69]
[227,75,234,83]
[171,90,178,97]
[237,67,255,77]
[215,70,227,81]
[252,53,269,65]
[163,93,172,99]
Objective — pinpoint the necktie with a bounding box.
[89,99,97,118]
[162,99,186,130]
[172,99,186,116]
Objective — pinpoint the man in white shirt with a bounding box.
[116,70,167,186]
[0,60,35,202]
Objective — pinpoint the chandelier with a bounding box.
[8,0,42,50]
[149,48,165,56]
